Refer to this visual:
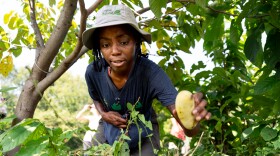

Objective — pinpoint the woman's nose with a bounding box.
[111,43,121,55]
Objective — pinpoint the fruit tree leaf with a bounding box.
[260,127,277,141]
[149,0,167,19]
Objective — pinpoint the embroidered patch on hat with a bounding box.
[102,9,121,16]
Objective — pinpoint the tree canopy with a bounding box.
[0,0,280,155]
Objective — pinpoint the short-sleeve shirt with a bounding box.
[85,57,178,119]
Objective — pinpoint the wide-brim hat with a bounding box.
[82,5,152,49]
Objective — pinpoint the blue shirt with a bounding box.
[85,57,177,147]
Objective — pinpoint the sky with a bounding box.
[0,0,214,77]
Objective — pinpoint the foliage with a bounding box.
[1,0,280,155]
[0,100,154,156]
[36,72,89,112]
[84,101,155,156]
[0,118,76,156]
[34,72,90,131]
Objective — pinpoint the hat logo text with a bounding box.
[102,9,121,16]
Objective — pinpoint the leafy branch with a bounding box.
[86,100,155,156]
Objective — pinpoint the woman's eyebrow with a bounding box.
[100,34,130,40]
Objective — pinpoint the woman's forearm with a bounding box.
[93,100,107,117]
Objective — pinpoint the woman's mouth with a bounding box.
[111,60,125,67]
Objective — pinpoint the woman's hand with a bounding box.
[101,111,127,128]
[192,92,211,121]
[168,92,211,137]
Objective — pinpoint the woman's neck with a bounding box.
[108,67,130,89]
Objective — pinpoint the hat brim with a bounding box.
[82,21,151,49]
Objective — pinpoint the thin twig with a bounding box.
[185,131,204,156]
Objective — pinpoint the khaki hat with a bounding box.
[82,5,152,49]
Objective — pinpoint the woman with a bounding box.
[82,4,211,155]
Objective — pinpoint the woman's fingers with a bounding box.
[104,111,127,128]
[205,112,211,120]
[192,99,207,115]
[192,92,203,104]
[192,93,211,121]
[195,109,207,121]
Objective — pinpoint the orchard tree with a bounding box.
[1,0,95,126]
[0,0,280,155]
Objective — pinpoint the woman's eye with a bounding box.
[101,43,109,48]
[120,41,128,45]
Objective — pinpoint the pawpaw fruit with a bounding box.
[175,90,197,129]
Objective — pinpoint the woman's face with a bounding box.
[98,25,137,74]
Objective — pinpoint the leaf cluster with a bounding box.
[1,0,280,155]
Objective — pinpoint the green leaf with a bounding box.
[119,142,130,156]
[254,76,280,95]
[0,119,41,152]
[15,136,49,156]
[0,87,17,92]
[8,16,18,30]
[49,0,56,7]
[236,0,255,24]
[204,14,224,42]
[264,29,280,69]
[174,34,190,52]
[260,127,277,141]
[57,130,74,142]
[186,3,200,16]
[10,47,22,57]
[25,124,47,143]
[272,98,280,115]
[272,137,280,149]
[252,95,275,118]
[112,0,118,5]
[174,56,185,69]
[212,67,228,79]
[127,102,133,111]
[149,19,162,29]
[138,114,146,124]
[196,0,207,9]
[0,115,16,124]
[4,11,14,24]
[138,114,152,130]
[190,61,206,74]
[194,70,211,83]
[149,0,168,19]
[120,134,131,141]
[177,11,186,27]
[230,20,243,45]
[244,33,263,68]
[241,126,255,142]
[215,121,222,133]
[121,0,134,8]
[171,1,183,9]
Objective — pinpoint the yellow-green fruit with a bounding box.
[175,90,197,129]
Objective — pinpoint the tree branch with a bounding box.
[87,0,103,15]
[28,0,45,60]
[207,6,237,17]
[37,0,103,92]
[207,5,270,19]
[137,7,150,15]
[32,0,78,89]
[37,46,89,92]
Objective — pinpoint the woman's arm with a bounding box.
[93,100,127,128]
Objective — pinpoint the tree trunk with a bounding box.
[4,0,105,155]
[12,79,43,125]
[5,79,42,156]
